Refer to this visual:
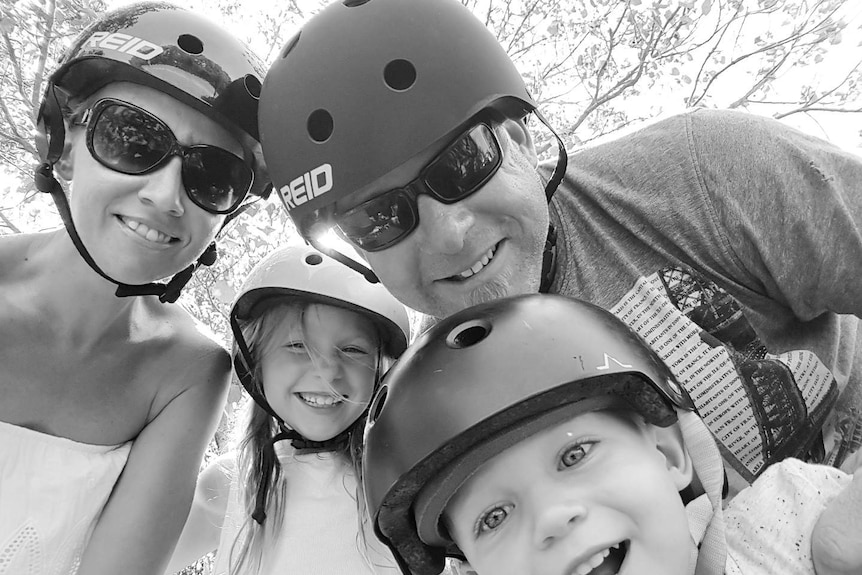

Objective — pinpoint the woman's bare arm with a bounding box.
[77,345,231,575]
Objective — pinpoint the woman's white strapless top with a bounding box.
[0,419,132,575]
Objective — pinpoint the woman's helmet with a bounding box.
[229,243,410,419]
[259,0,540,238]
[362,294,728,575]
[39,0,268,194]
[34,1,270,302]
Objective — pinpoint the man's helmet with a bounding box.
[259,0,539,238]
[230,244,410,419]
[362,294,720,575]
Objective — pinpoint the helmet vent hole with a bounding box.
[307,109,334,143]
[368,385,388,425]
[244,75,262,99]
[305,253,323,266]
[281,32,300,59]
[343,0,371,6]
[446,320,491,349]
[177,34,204,55]
[383,59,416,92]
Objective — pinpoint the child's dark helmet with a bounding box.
[362,293,694,575]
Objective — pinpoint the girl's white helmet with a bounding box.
[230,244,410,417]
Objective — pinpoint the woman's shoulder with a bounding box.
[0,230,56,279]
[148,302,228,358]
[139,306,232,405]
[136,289,229,364]
[116,295,231,428]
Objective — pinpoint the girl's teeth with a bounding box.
[299,392,342,407]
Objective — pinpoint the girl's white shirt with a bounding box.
[213,442,399,575]
[0,419,132,575]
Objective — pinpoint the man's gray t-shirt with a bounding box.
[548,108,862,490]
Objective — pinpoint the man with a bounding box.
[258,0,862,490]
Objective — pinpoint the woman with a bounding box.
[0,3,268,574]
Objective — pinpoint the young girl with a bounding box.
[0,3,268,574]
[165,244,410,574]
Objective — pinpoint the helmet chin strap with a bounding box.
[34,162,217,304]
[533,108,566,295]
[272,423,352,453]
[539,223,557,293]
[245,346,385,525]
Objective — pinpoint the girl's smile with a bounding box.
[260,303,379,442]
[296,391,346,408]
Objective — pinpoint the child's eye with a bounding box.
[558,441,596,470]
[476,504,512,535]
[283,341,307,352]
[341,345,370,355]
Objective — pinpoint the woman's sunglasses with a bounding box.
[80,98,254,215]
[333,121,503,252]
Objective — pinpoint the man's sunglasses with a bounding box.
[335,122,502,252]
[79,98,254,215]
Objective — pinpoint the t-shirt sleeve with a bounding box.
[686,109,862,320]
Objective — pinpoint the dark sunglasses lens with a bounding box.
[425,124,501,200]
[91,104,172,174]
[338,192,417,251]
[182,148,253,213]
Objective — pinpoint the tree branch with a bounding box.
[0,208,23,234]
[31,0,58,114]
[1,30,28,102]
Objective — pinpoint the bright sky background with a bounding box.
[2,0,860,217]
[104,0,862,152]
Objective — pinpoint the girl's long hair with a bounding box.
[227,301,392,575]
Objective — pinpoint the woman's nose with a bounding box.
[137,156,185,216]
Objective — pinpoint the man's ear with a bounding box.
[652,423,695,491]
[499,117,538,167]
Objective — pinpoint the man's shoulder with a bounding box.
[571,108,782,153]
[651,107,778,131]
